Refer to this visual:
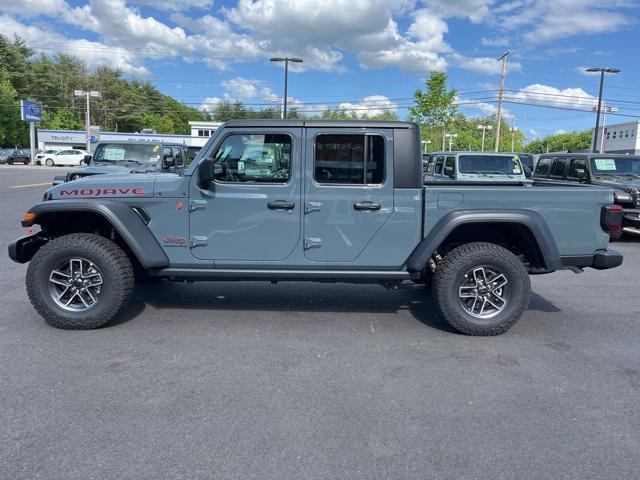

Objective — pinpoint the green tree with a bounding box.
[409,72,457,145]
[41,108,83,130]
[525,130,591,153]
[0,71,27,146]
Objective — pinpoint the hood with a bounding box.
[47,173,160,200]
[70,165,134,176]
[592,176,640,190]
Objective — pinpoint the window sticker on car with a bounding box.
[152,145,160,153]
[595,158,617,170]
[512,159,522,174]
[104,148,125,160]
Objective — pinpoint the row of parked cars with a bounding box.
[422,151,640,239]
[0,149,32,165]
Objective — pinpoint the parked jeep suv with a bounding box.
[424,152,528,183]
[54,141,192,184]
[533,153,640,238]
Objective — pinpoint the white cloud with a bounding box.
[449,53,522,75]
[339,95,398,117]
[506,84,597,110]
[555,129,567,134]
[0,14,148,76]
[529,129,541,138]
[481,37,509,47]
[0,0,70,17]
[220,77,275,100]
[424,0,495,23]
[497,0,636,44]
[132,0,213,12]
[199,96,222,112]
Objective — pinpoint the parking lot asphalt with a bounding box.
[1,166,639,480]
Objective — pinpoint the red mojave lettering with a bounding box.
[59,187,145,197]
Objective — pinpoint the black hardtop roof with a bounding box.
[221,119,417,129]
[428,151,520,156]
[96,140,186,147]
[538,152,640,158]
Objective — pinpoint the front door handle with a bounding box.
[353,201,381,211]
[268,200,295,210]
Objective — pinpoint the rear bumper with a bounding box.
[560,249,623,271]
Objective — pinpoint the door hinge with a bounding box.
[190,236,208,248]
[304,237,322,250]
[189,200,207,212]
[305,202,322,214]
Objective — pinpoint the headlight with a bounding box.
[42,191,53,201]
[613,190,633,203]
[69,174,81,181]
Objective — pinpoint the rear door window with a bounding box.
[314,134,384,185]
[535,157,552,176]
[434,156,444,175]
[567,158,588,181]
[549,158,567,179]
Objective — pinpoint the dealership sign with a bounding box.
[20,100,42,123]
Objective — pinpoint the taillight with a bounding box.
[601,204,623,232]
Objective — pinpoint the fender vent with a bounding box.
[131,207,151,224]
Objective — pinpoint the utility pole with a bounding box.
[442,128,446,150]
[494,51,509,152]
[74,90,101,152]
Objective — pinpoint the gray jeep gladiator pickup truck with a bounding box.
[9,120,623,335]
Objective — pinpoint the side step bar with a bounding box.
[153,268,416,283]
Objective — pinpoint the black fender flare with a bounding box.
[21,200,169,269]
[405,209,562,273]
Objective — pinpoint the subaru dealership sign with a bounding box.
[20,100,42,123]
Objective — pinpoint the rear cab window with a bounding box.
[549,158,567,179]
[314,134,384,185]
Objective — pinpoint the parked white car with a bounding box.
[43,149,90,167]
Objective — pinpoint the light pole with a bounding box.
[592,104,618,153]
[421,140,432,153]
[586,67,620,153]
[74,90,101,152]
[509,123,518,152]
[270,57,303,119]
[445,133,458,151]
[476,124,492,151]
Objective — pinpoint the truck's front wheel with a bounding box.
[433,242,531,336]
[26,233,134,329]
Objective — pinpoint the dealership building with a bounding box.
[37,121,223,152]
[592,120,640,155]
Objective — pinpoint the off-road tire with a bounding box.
[45,158,54,167]
[23,158,30,165]
[432,242,531,336]
[26,233,134,329]
[609,229,623,241]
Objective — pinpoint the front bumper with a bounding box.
[560,249,623,271]
[52,175,66,186]
[8,232,47,264]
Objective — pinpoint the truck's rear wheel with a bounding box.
[432,242,531,336]
[26,233,134,329]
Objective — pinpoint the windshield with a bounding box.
[92,143,162,164]
[590,157,640,176]
[459,155,524,175]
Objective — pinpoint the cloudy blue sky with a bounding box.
[1,0,639,139]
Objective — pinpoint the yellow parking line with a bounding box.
[9,182,52,189]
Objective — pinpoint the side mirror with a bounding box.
[163,154,175,168]
[574,168,586,179]
[84,154,92,163]
[444,165,454,178]
[198,158,216,189]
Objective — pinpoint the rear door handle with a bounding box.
[353,201,381,211]
[268,200,295,210]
